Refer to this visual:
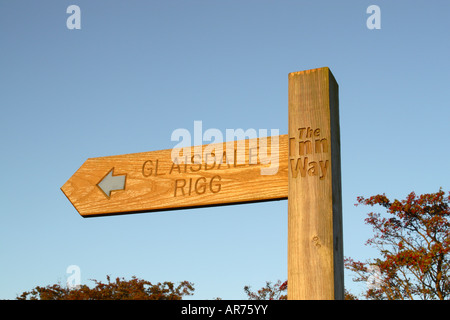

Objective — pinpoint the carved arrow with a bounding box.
[96,168,127,198]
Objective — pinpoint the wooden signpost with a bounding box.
[61,135,288,217]
[61,67,343,300]
[288,67,343,300]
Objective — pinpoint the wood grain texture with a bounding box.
[61,135,288,217]
[288,67,344,300]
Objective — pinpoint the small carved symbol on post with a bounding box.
[312,235,321,248]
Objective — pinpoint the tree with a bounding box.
[244,280,357,300]
[17,275,195,300]
[345,189,450,300]
[244,280,287,300]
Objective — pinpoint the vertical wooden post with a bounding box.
[288,67,344,300]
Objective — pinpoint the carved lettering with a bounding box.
[142,159,165,177]
[142,160,154,177]
[195,177,206,194]
[169,161,181,174]
[210,175,222,193]
[298,140,312,156]
[315,138,328,153]
[142,139,277,196]
[290,126,329,180]
[319,160,328,180]
[173,176,222,197]
[174,178,186,196]
[290,157,307,179]
[190,154,202,172]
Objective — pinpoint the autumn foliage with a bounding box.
[17,276,194,300]
[16,190,448,300]
[345,189,450,300]
[244,280,287,300]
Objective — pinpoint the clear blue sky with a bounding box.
[1,1,449,300]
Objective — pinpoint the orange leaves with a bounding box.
[346,189,450,300]
[244,280,287,300]
[17,276,195,300]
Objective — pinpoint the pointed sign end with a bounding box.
[60,183,89,218]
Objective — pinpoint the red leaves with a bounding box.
[279,280,287,291]
[17,276,195,300]
[346,189,450,300]
[244,280,287,300]
[356,194,391,208]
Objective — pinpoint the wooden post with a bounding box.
[288,67,344,300]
